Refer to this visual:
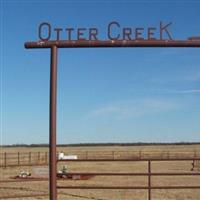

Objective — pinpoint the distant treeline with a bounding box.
[1,142,200,148]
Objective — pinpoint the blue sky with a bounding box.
[1,0,200,144]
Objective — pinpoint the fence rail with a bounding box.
[1,150,200,168]
[57,158,200,200]
[1,154,200,199]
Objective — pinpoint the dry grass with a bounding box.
[0,144,200,200]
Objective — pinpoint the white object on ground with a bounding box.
[58,152,77,160]
[19,170,31,178]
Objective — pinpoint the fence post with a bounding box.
[194,150,197,158]
[167,151,170,159]
[18,152,20,165]
[112,151,115,160]
[29,152,31,165]
[148,160,151,200]
[38,152,40,163]
[4,152,7,168]
[139,150,142,159]
[45,152,48,164]
[85,151,88,160]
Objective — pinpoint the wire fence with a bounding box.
[1,150,200,168]
[0,152,48,167]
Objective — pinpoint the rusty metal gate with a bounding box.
[24,39,200,200]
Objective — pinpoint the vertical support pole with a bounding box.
[49,45,58,200]
[38,152,40,163]
[29,152,31,165]
[4,152,6,168]
[194,150,197,158]
[139,150,142,159]
[148,160,151,200]
[112,151,115,160]
[45,152,48,164]
[18,152,20,165]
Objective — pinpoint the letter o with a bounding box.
[38,22,51,41]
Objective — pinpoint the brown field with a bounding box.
[0,144,200,200]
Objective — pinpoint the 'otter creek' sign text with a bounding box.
[38,21,173,41]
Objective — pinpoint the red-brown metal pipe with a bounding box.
[25,40,200,49]
[57,186,200,190]
[49,45,58,200]
[57,186,151,190]
[57,158,200,162]
[58,172,200,176]
[148,161,151,200]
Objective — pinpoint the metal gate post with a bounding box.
[24,39,200,200]
[148,160,151,200]
[49,45,58,200]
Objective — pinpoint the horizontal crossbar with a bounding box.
[59,172,200,176]
[57,186,200,190]
[25,40,200,49]
[57,158,200,162]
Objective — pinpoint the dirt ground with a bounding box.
[0,145,200,200]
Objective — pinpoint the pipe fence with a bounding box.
[57,158,200,200]
[1,155,200,199]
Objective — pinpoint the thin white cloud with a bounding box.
[183,73,200,82]
[168,89,200,94]
[88,98,178,120]
[91,106,120,116]
[150,68,200,84]
[179,89,200,94]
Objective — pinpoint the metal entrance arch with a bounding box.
[25,39,200,200]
